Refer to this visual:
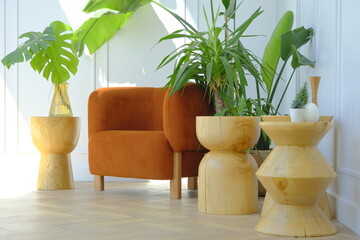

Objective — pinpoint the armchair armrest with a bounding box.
[163,84,214,152]
[88,87,166,138]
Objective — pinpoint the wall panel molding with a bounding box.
[4,0,19,154]
[338,167,360,181]
[0,0,5,154]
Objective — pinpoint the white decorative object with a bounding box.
[290,108,305,122]
[304,103,320,122]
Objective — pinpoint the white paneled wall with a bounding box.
[1,0,359,235]
[286,0,360,235]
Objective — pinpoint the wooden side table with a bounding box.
[255,116,336,237]
[196,116,260,214]
[30,117,80,190]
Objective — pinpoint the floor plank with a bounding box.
[0,181,359,240]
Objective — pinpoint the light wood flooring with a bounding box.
[0,181,359,240]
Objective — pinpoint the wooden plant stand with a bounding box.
[255,116,336,237]
[196,116,260,214]
[31,117,80,190]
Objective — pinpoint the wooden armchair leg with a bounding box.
[188,177,198,190]
[94,175,104,191]
[170,152,182,199]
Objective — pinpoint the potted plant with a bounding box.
[1,21,82,189]
[250,11,315,150]
[289,82,308,122]
[247,10,315,196]
[154,0,262,214]
[1,21,79,115]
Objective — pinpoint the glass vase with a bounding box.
[49,82,73,117]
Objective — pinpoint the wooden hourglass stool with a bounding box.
[255,116,336,237]
[196,116,260,214]
[31,117,80,190]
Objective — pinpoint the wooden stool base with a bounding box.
[37,153,74,190]
[256,204,336,237]
[261,192,333,220]
[198,151,258,215]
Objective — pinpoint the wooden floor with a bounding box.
[0,181,359,240]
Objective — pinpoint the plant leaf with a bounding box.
[83,0,151,13]
[261,11,293,94]
[281,26,313,61]
[224,0,236,19]
[227,7,263,46]
[290,45,315,69]
[1,32,54,68]
[76,11,132,55]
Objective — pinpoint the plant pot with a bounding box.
[49,82,73,117]
[289,108,305,122]
[196,116,260,214]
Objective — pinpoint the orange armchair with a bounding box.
[88,84,213,199]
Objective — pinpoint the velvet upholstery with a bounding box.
[88,84,214,183]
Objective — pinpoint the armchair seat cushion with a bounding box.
[89,130,173,179]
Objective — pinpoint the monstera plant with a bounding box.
[1,21,79,116]
[1,0,152,116]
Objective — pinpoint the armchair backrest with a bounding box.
[88,87,166,138]
[163,84,214,152]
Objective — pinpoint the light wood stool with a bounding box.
[255,116,336,237]
[196,116,260,214]
[31,117,80,190]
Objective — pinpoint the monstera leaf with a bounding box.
[1,21,79,84]
[76,0,151,55]
[1,28,55,69]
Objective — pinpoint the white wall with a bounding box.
[282,0,360,235]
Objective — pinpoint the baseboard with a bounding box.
[328,191,360,235]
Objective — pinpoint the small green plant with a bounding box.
[290,82,308,109]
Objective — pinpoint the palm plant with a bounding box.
[154,0,263,115]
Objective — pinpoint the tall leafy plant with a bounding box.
[260,11,315,115]
[255,11,315,150]
[154,0,263,115]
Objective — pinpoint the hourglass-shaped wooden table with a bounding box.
[31,117,80,190]
[196,116,260,214]
[255,116,336,237]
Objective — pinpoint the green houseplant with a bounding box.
[155,0,264,213]
[289,82,309,122]
[253,11,315,150]
[154,0,263,115]
[1,0,152,115]
[1,21,79,116]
